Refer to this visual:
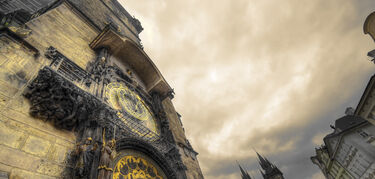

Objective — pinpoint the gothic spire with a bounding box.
[256,152,284,179]
[237,161,252,179]
[256,152,272,171]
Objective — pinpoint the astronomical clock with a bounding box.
[105,82,160,140]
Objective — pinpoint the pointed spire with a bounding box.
[259,168,265,177]
[237,161,252,179]
[255,152,284,179]
[256,152,272,170]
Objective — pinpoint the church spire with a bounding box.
[237,161,252,179]
[256,152,272,170]
[256,152,284,179]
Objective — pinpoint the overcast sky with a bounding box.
[120,0,375,178]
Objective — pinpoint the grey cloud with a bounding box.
[121,0,375,178]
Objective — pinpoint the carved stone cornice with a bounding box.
[89,27,173,96]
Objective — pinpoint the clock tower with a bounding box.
[0,0,203,178]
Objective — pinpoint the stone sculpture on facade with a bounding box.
[23,48,189,178]
[87,48,109,83]
[75,137,98,178]
[98,139,116,179]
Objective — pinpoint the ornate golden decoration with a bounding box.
[113,156,163,179]
[105,82,159,139]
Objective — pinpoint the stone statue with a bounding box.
[126,69,138,87]
[86,48,109,83]
[75,137,98,178]
[98,139,116,179]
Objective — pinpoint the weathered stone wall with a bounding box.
[24,3,98,69]
[0,1,204,178]
[162,97,204,178]
[180,146,204,179]
[0,28,76,179]
[336,124,375,178]
[162,98,187,145]
[354,74,375,126]
[67,0,141,45]
[0,3,100,178]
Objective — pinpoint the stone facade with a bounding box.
[0,0,203,178]
[311,147,352,179]
[311,114,375,179]
[311,11,375,179]
[357,11,375,126]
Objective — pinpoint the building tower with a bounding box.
[238,163,252,179]
[238,153,284,179]
[257,153,284,179]
[0,0,203,178]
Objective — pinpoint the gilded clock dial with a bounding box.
[113,155,163,179]
[105,82,159,138]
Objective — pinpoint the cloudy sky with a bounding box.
[120,0,375,178]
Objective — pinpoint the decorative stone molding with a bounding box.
[89,27,173,96]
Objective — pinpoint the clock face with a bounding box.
[105,82,159,139]
[113,155,164,179]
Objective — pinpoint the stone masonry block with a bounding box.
[9,168,55,179]
[52,144,69,164]
[0,145,41,171]
[36,160,64,177]
[22,135,51,157]
[3,108,76,142]
[0,121,25,149]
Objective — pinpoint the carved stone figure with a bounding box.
[87,48,109,83]
[75,137,98,178]
[24,68,90,130]
[126,69,138,87]
[98,139,116,179]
